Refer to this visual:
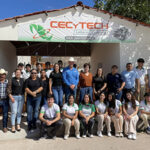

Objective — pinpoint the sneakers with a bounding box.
[128,133,136,140]
[107,132,112,137]
[132,134,136,140]
[87,133,94,138]
[128,134,132,139]
[97,131,103,137]
[120,133,124,137]
[82,135,86,138]
[64,135,69,140]
[115,133,120,137]
[76,134,81,139]
[146,126,150,134]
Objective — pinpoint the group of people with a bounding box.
[0,57,150,140]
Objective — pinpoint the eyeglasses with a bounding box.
[31,72,37,74]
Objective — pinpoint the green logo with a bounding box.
[30,24,53,40]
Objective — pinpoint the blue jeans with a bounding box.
[9,95,24,126]
[0,99,9,128]
[41,96,47,107]
[115,91,123,101]
[27,96,41,128]
[65,86,77,103]
[80,87,93,103]
[52,86,63,107]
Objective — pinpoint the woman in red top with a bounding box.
[79,63,93,103]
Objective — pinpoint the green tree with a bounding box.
[94,0,150,24]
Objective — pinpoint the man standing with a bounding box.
[106,65,125,100]
[134,58,148,101]
[121,63,140,99]
[23,64,32,80]
[45,62,52,78]
[63,57,79,102]
[0,69,9,133]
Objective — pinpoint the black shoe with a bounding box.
[28,126,32,131]
[32,125,37,130]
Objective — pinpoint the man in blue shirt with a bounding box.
[63,57,79,102]
[121,63,140,99]
[106,65,125,100]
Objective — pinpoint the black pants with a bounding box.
[80,118,95,135]
[40,119,62,137]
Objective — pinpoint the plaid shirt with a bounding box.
[0,79,8,99]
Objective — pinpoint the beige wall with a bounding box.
[91,43,120,76]
[0,41,17,78]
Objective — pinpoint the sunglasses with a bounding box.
[31,72,37,74]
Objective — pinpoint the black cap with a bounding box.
[18,63,24,67]
[137,58,145,63]
[144,93,150,97]
[45,62,50,66]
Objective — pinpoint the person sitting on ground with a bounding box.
[140,92,150,134]
[39,94,62,139]
[62,94,80,140]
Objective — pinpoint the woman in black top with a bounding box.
[25,69,43,131]
[8,69,25,133]
[40,70,49,106]
[93,67,107,100]
[49,63,63,107]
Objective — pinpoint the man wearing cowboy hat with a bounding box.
[63,57,79,102]
[0,69,9,133]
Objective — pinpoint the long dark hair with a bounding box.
[95,67,104,79]
[108,92,116,109]
[68,94,75,104]
[125,91,136,110]
[53,63,60,73]
[82,94,93,105]
[99,92,107,105]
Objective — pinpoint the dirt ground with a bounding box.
[0,133,150,150]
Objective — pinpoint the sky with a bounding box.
[0,0,95,20]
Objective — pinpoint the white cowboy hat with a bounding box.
[0,69,8,75]
[68,57,75,62]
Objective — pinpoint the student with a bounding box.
[25,69,43,131]
[106,65,125,100]
[40,70,49,106]
[8,69,25,133]
[39,95,62,139]
[0,69,9,133]
[63,57,79,102]
[62,94,80,140]
[95,92,111,137]
[123,91,139,140]
[79,63,93,103]
[93,67,107,100]
[107,92,123,137]
[134,58,148,101]
[45,62,53,78]
[140,93,150,134]
[122,63,140,99]
[23,64,31,80]
[49,63,63,107]
[79,94,95,138]
[36,63,42,78]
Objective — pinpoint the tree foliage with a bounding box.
[94,0,150,24]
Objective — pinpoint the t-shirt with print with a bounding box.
[95,100,107,114]
[62,103,78,116]
[40,103,60,119]
[108,100,122,114]
[122,100,139,115]
[140,100,150,112]
[79,104,95,117]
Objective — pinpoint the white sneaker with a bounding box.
[120,133,124,137]
[76,134,81,139]
[82,135,86,138]
[107,132,112,137]
[132,134,136,140]
[128,134,132,139]
[115,133,120,137]
[87,133,94,138]
[97,131,103,137]
[64,135,69,140]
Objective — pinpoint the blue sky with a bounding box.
[0,0,95,20]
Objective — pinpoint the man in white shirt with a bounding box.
[39,95,62,139]
[134,58,148,101]
[45,62,53,78]
[23,64,31,80]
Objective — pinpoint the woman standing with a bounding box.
[62,94,80,140]
[79,63,93,103]
[49,63,63,107]
[93,68,107,100]
[40,70,49,106]
[79,94,95,138]
[107,92,123,137]
[95,92,111,137]
[8,69,25,133]
[123,91,139,140]
[25,69,43,131]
